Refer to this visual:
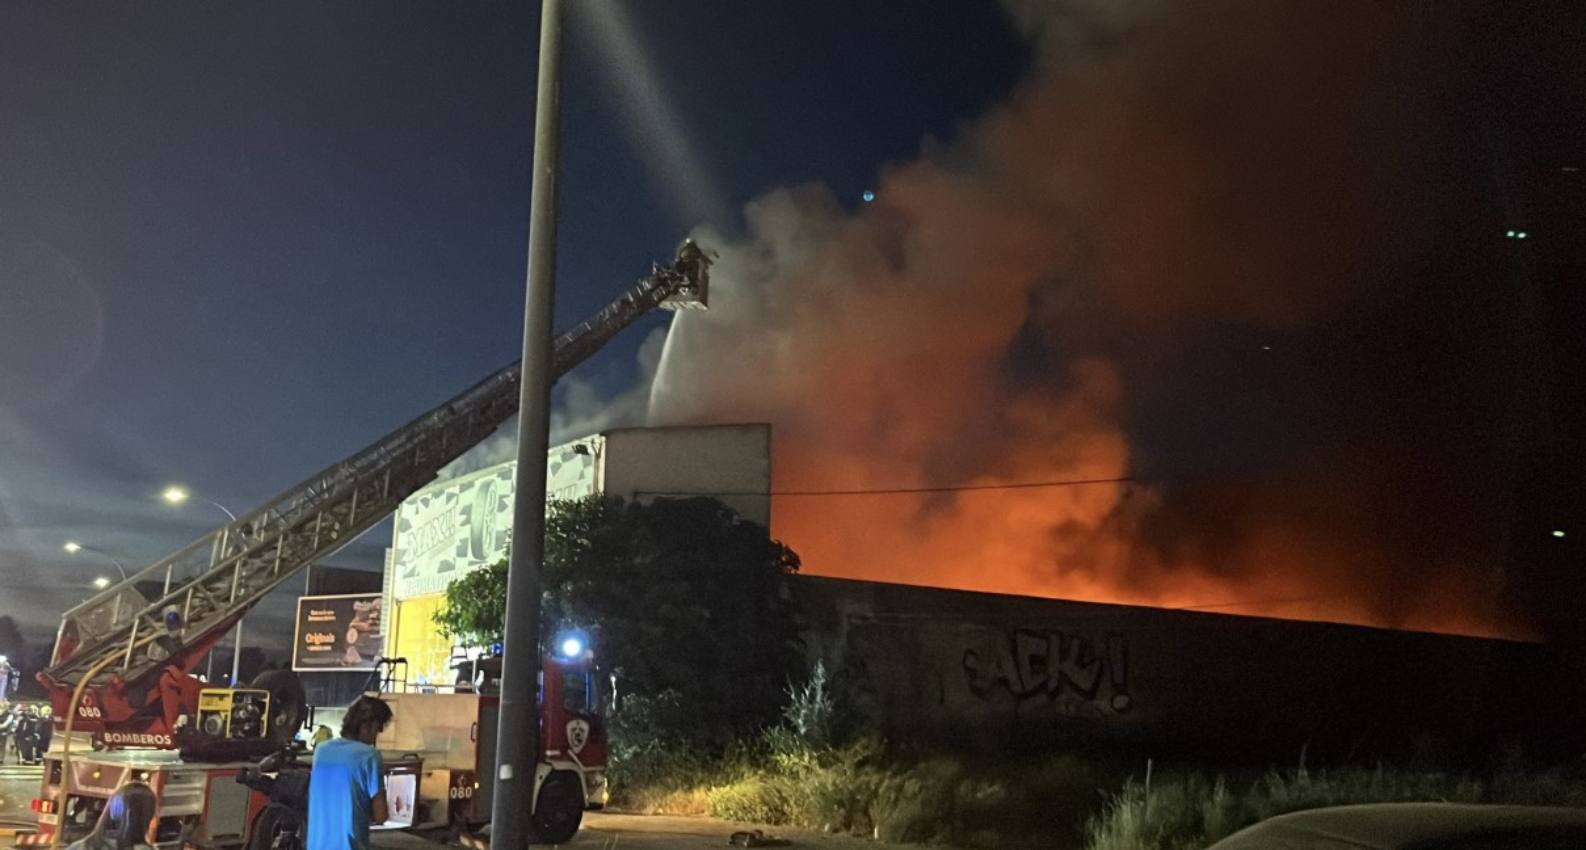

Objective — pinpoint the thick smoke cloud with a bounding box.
[644,0,1517,637]
[442,326,669,477]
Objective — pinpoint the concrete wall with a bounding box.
[795,577,1562,761]
[601,423,771,527]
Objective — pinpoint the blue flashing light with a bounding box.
[559,636,584,659]
[862,190,876,204]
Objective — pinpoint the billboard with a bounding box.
[389,444,598,601]
[293,593,385,672]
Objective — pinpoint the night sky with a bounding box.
[2,2,1583,660]
[0,1,1025,647]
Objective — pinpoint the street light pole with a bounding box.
[493,0,562,844]
[63,542,129,582]
[163,485,246,684]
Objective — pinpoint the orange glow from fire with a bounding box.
[650,1,1528,642]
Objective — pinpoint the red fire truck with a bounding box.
[24,648,604,849]
[21,242,707,849]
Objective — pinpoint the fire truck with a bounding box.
[21,241,709,849]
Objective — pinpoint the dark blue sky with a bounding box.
[0,1,1026,643]
[3,2,1582,658]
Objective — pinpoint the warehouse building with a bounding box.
[382,423,771,686]
[795,577,1570,761]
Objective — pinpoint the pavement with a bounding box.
[578,813,877,849]
[4,768,877,850]
[372,812,882,850]
[0,764,44,836]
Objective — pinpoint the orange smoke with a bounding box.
[649,1,1524,640]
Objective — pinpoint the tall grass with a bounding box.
[612,737,1116,850]
[616,747,1586,850]
[608,665,1586,849]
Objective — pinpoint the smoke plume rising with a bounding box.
[648,0,1519,637]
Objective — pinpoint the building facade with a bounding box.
[383,423,771,686]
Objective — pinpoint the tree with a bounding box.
[433,559,508,649]
[435,496,804,744]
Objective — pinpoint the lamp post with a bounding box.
[163,484,246,684]
[494,0,562,843]
[161,485,237,522]
[63,541,129,582]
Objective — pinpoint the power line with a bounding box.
[636,476,1134,499]
[775,476,1134,496]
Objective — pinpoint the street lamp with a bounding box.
[63,541,129,582]
[92,576,112,590]
[162,484,245,684]
[162,484,238,521]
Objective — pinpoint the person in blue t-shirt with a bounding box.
[308,696,393,850]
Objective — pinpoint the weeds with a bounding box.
[608,665,1586,849]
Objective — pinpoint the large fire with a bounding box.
[646,1,1524,640]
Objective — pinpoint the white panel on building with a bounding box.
[601,423,771,527]
[390,463,517,601]
[385,423,772,683]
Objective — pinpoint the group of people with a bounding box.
[0,702,54,765]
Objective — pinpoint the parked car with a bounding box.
[1206,803,1586,849]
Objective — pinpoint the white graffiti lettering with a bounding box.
[963,629,1133,716]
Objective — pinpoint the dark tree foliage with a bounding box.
[433,560,509,649]
[436,496,804,745]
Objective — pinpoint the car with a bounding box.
[1205,803,1586,850]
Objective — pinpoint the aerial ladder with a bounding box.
[38,240,709,750]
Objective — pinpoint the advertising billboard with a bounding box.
[389,444,598,601]
[293,593,385,672]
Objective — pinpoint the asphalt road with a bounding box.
[573,813,878,850]
[0,764,43,831]
[372,813,880,850]
[4,771,878,850]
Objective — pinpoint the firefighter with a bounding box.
[36,705,54,757]
[310,724,333,748]
[16,706,43,764]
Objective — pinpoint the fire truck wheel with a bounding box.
[530,772,583,845]
[250,670,307,746]
[248,804,303,850]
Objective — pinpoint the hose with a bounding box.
[51,651,123,850]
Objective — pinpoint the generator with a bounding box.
[196,689,272,740]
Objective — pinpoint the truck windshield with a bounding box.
[561,670,591,712]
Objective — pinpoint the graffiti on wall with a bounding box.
[962,629,1132,717]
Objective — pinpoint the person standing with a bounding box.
[36,706,53,757]
[16,707,41,764]
[307,697,391,850]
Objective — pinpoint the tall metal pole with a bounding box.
[231,619,245,684]
[493,0,562,845]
